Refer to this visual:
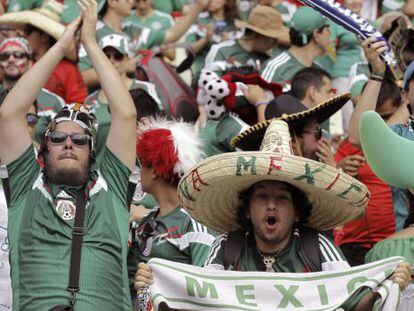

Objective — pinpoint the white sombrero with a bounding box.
[178,119,370,233]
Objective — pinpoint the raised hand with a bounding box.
[58,15,82,54]
[77,0,98,45]
[360,37,387,75]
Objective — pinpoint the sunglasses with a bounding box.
[133,220,158,256]
[302,126,323,140]
[48,131,90,146]
[0,51,28,61]
[104,50,125,61]
[26,113,38,126]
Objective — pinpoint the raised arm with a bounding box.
[0,17,81,165]
[164,0,210,45]
[348,37,387,149]
[78,0,136,170]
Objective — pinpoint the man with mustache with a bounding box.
[0,0,137,309]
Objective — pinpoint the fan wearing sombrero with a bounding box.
[360,111,414,309]
[231,91,350,169]
[135,119,411,309]
[0,0,88,103]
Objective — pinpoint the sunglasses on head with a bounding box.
[26,113,38,126]
[104,50,125,61]
[302,126,323,140]
[48,131,90,146]
[0,51,28,61]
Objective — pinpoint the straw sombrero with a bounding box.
[178,119,369,234]
[234,5,289,43]
[0,0,65,40]
[231,93,351,151]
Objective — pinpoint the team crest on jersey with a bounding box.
[55,199,76,221]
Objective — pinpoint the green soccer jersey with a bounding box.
[329,21,364,79]
[199,112,250,157]
[205,39,269,75]
[122,19,166,52]
[0,85,65,142]
[204,228,365,309]
[85,79,161,164]
[261,51,320,91]
[7,0,41,11]
[4,146,133,310]
[186,13,237,86]
[128,206,216,296]
[124,9,174,30]
[381,0,404,14]
[152,0,187,14]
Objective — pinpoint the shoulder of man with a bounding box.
[261,51,293,83]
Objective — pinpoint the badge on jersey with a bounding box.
[55,199,76,221]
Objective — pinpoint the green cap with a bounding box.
[350,79,368,99]
[99,34,130,55]
[291,7,328,35]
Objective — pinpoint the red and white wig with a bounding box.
[136,118,203,184]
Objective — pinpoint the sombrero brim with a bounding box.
[234,19,290,43]
[231,93,351,151]
[178,151,369,234]
[0,11,64,40]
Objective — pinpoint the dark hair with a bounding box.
[99,0,108,17]
[289,25,327,47]
[0,88,38,114]
[129,88,163,121]
[24,24,56,48]
[377,77,402,110]
[236,181,313,228]
[291,67,331,100]
[404,191,414,228]
[224,0,239,22]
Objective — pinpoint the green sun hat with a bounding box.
[290,6,328,35]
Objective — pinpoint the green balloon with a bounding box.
[360,111,414,188]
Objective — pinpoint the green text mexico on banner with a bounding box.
[147,257,405,311]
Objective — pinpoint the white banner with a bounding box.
[148,257,405,311]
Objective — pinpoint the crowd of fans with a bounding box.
[1,0,414,310]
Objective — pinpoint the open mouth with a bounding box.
[265,216,277,230]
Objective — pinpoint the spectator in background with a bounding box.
[0,0,88,103]
[335,78,404,266]
[261,6,331,91]
[185,0,239,88]
[204,5,289,74]
[0,37,65,142]
[84,33,161,164]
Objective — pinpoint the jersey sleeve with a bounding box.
[203,234,228,270]
[216,114,249,152]
[3,146,40,208]
[181,216,216,267]
[99,146,133,209]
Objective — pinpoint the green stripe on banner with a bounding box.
[150,257,400,281]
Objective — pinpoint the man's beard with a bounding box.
[44,156,90,186]
[4,71,22,82]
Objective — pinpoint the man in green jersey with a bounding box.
[0,0,137,309]
[136,119,411,309]
[261,6,331,91]
[129,118,216,303]
[204,5,289,75]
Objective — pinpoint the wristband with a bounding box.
[255,100,270,107]
[370,74,384,82]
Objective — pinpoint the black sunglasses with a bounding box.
[302,126,323,140]
[48,131,90,146]
[104,50,125,61]
[0,51,28,61]
[26,113,38,126]
[134,220,158,256]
